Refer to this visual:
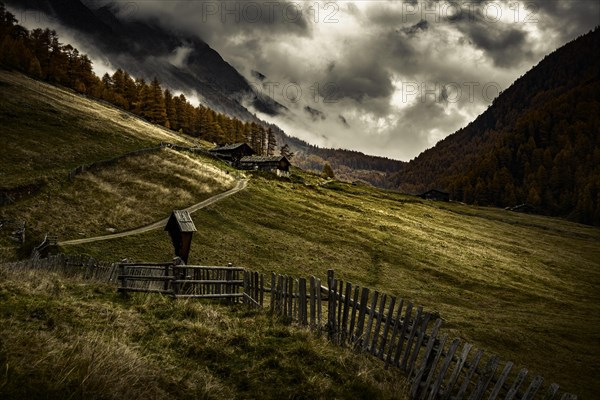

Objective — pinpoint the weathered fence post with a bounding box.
[327,269,336,341]
[118,263,128,297]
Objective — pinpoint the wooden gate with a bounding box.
[117,262,249,302]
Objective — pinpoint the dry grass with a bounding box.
[0,267,409,399]
[2,148,236,241]
[0,70,195,188]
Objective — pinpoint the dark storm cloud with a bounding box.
[452,20,532,68]
[532,0,600,41]
[402,19,429,35]
[325,58,394,103]
[18,0,597,160]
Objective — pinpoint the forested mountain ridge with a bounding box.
[2,0,407,184]
[392,27,600,225]
[3,0,284,120]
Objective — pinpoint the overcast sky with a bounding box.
[23,1,600,160]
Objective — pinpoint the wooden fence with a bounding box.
[0,255,578,399]
[117,262,248,303]
[257,270,578,400]
[66,142,222,180]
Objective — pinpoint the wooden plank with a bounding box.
[455,348,484,400]
[118,287,173,295]
[386,300,409,367]
[243,292,261,307]
[309,276,316,329]
[172,279,243,284]
[288,277,294,319]
[175,293,244,299]
[327,270,335,340]
[409,318,443,399]
[337,280,344,343]
[118,264,127,291]
[415,334,447,400]
[488,361,513,400]
[505,369,529,400]
[400,305,423,371]
[119,275,174,281]
[469,355,500,400]
[377,295,396,360]
[329,279,338,341]
[299,277,307,326]
[277,274,284,316]
[363,291,380,351]
[427,337,461,400]
[341,281,352,343]
[408,312,432,376]
[522,375,544,400]
[316,278,322,330]
[371,293,387,355]
[259,273,264,307]
[283,275,289,317]
[354,287,370,347]
[349,285,360,342]
[172,265,245,271]
[121,262,173,267]
[254,271,259,303]
[270,273,276,312]
[292,278,298,320]
[542,383,559,400]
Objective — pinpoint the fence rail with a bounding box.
[0,255,578,400]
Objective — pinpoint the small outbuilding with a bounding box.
[419,189,450,202]
[239,155,291,177]
[209,143,255,167]
[165,210,197,264]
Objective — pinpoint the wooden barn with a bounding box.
[165,210,197,264]
[419,189,450,202]
[239,155,291,177]
[209,143,255,167]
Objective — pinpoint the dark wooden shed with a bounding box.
[239,155,291,177]
[419,189,450,202]
[209,143,255,167]
[165,210,197,263]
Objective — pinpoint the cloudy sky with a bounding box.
[20,0,600,160]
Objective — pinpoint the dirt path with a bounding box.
[59,179,248,246]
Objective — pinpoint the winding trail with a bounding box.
[59,179,248,246]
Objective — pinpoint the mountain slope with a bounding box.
[391,28,600,225]
[4,0,283,119]
[2,0,406,185]
[1,68,598,397]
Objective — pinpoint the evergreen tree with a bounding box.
[266,128,277,156]
[280,144,294,160]
[322,162,335,179]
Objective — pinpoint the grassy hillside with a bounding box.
[2,70,599,397]
[0,70,196,188]
[70,176,600,398]
[0,70,237,258]
[0,267,408,399]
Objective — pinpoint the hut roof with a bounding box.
[165,210,197,233]
[209,143,253,152]
[240,155,289,163]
